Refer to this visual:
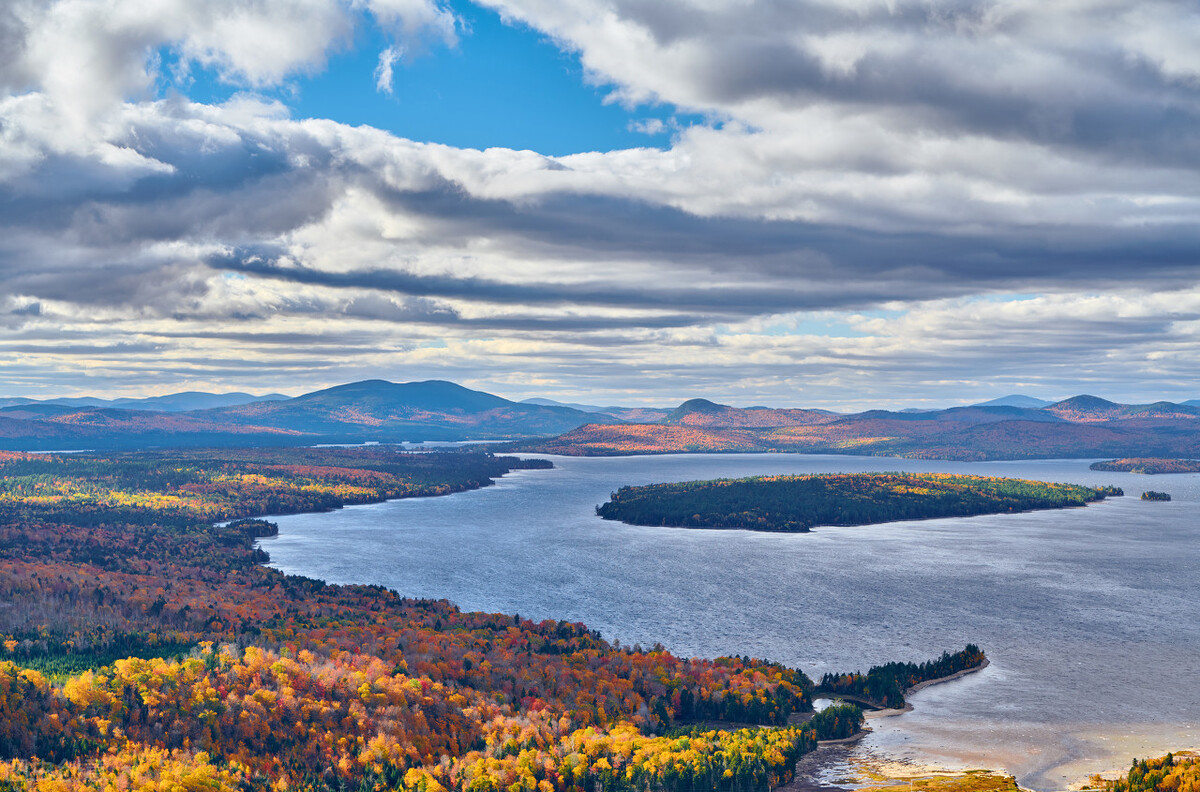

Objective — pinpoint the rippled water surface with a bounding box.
[260,454,1200,790]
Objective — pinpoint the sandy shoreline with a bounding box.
[791,660,1009,791]
[782,741,1019,792]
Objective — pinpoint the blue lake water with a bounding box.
[259,454,1200,790]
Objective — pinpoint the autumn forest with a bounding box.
[0,447,997,792]
[595,474,1121,532]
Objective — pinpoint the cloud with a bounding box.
[1,1,1200,405]
[361,0,457,48]
[374,46,401,93]
[477,1,1200,155]
[627,118,666,136]
[5,0,459,130]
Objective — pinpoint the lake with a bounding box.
[259,454,1200,790]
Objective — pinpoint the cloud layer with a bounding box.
[1,0,1199,406]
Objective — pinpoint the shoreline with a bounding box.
[789,661,996,791]
[815,658,992,719]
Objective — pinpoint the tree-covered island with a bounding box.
[596,473,1122,532]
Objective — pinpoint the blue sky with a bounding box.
[164,2,703,155]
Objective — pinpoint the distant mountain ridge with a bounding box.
[972,395,1052,409]
[4,380,1200,459]
[0,391,289,412]
[0,379,619,451]
[521,397,672,423]
[521,397,612,413]
[663,398,837,428]
[518,393,1200,461]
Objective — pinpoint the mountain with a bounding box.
[973,395,1052,409]
[517,394,1200,460]
[7,382,1200,458]
[664,398,727,423]
[0,391,289,412]
[1043,395,1123,421]
[663,398,837,428]
[0,406,301,450]
[1044,395,1200,422]
[200,379,621,441]
[108,392,291,411]
[1118,400,1200,420]
[0,379,620,451]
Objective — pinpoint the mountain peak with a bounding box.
[973,394,1051,409]
[1050,394,1118,410]
[664,398,728,423]
[293,379,512,413]
[676,398,726,413]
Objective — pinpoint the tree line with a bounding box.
[815,645,987,709]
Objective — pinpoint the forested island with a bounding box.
[1091,458,1200,474]
[0,447,983,792]
[1141,491,1172,501]
[596,473,1121,532]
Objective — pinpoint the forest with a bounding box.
[0,446,984,792]
[595,474,1121,532]
[1090,459,1200,474]
[815,645,987,709]
[804,704,864,741]
[1097,752,1200,792]
[1141,491,1172,501]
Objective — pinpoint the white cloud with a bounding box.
[6,0,459,131]
[2,0,1200,404]
[627,118,666,135]
[360,0,457,48]
[374,46,401,94]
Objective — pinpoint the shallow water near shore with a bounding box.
[259,454,1200,791]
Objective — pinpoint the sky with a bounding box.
[2,0,1200,410]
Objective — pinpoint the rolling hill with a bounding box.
[972,394,1053,409]
[0,390,288,412]
[202,379,620,439]
[518,395,1200,461]
[4,380,1200,459]
[0,380,618,450]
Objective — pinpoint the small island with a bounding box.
[1090,458,1200,474]
[596,473,1122,532]
[1142,490,1172,501]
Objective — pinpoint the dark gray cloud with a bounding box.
[499,0,1200,167]
[206,188,1200,315]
